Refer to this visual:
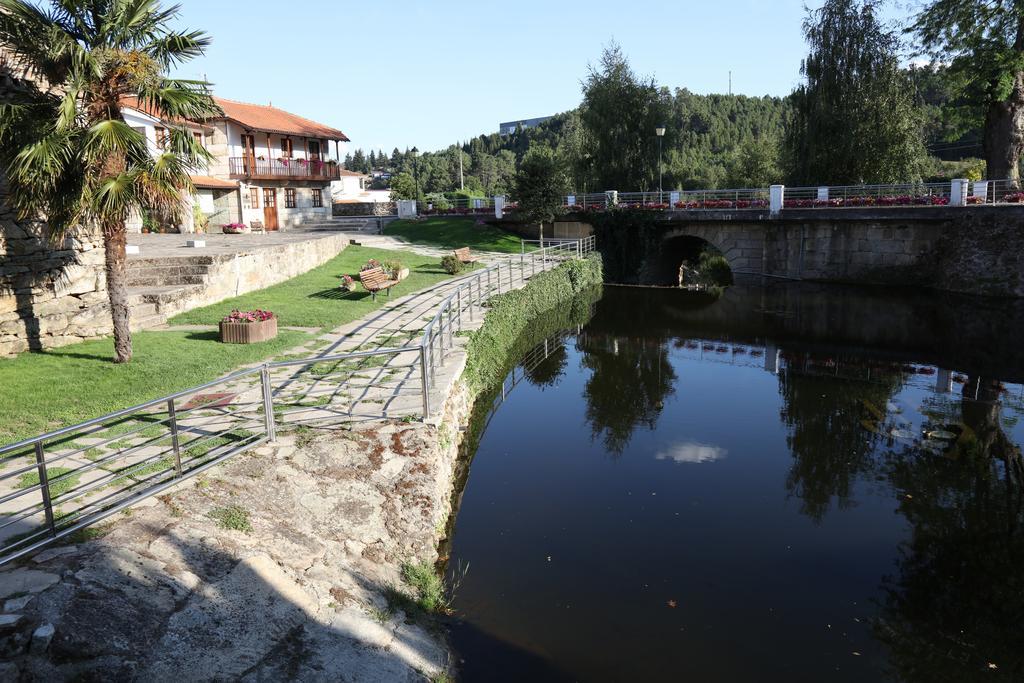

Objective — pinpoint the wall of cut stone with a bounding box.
[0,180,110,357]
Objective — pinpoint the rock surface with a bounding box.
[0,382,472,681]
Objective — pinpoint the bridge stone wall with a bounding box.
[587,206,1024,297]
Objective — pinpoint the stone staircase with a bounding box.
[303,216,397,233]
[126,256,215,330]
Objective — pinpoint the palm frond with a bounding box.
[135,78,222,120]
[0,0,81,83]
[83,118,150,165]
[145,30,210,67]
[92,170,138,223]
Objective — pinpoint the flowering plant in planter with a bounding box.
[277,157,290,166]
[219,309,277,344]
[1002,192,1024,203]
[340,274,355,291]
[222,309,274,323]
[296,158,309,165]
[360,258,381,272]
[222,222,250,234]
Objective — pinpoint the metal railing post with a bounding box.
[469,281,475,322]
[260,364,277,442]
[34,442,56,536]
[457,287,463,330]
[420,344,431,418]
[168,398,182,476]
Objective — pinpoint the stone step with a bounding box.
[129,312,168,332]
[127,255,219,267]
[128,284,206,307]
[127,273,208,288]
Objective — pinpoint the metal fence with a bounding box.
[560,179,1024,211]
[0,237,596,566]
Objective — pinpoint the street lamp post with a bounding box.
[410,146,420,206]
[655,125,666,201]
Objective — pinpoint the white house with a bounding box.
[121,96,350,232]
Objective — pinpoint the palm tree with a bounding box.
[0,0,221,362]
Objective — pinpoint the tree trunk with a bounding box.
[984,71,1024,183]
[103,225,133,363]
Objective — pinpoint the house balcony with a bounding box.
[228,157,341,181]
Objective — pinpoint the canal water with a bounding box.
[445,283,1024,682]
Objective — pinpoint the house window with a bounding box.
[249,187,260,209]
[155,126,168,150]
[280,138,293,158]
[311,188,323,208]
[285,188,296,208]
[193,131,203,148]
[308,140,321,161]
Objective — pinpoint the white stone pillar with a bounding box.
[605,190,618,208]
[769,185,785,216]
[972,180,988,203]
[817,187,829,202]
[397,199,417,219]
[494,195,504,219]
[950,178,969,207]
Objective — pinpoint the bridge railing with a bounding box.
[560,179,1024,212]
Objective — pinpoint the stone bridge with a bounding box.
[583,206,1024,298]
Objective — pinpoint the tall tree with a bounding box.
[912,1,1024,181]
[0,0,219,363]
[514,146,569,234]
[579,42,671,191]
[785,0,926,184]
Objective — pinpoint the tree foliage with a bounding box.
[578,42,672,191]
[911,0,1024,181]
[785,0,926,184]
[514,146,569,227]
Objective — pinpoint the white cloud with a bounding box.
[655,441,727,464]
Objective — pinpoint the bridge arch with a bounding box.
[651,226,747,286]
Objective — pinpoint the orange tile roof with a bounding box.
[338,169,367,177]
[212,97,350,141]
[190,175,238,190]
[121,95,350,142]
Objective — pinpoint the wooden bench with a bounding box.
[250,220,265,234]
[358,267,397,301]
[454,247,477,264]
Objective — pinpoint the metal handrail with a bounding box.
[0,237,596,565]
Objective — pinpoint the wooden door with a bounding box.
[241,134,256,173]
[262,188,279,231]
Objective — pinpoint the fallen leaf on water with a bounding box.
[988,663,998,670]
[852,652,861,656]
[667,600,677,608]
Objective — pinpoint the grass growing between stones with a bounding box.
[384,217,529,254]
[208,504,252,532]
[386,561,451,617]
[17,467,81,496]
[169,245,456,329]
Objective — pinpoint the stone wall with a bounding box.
[332,201,394,217]
[589,206,1024,297]
[0,181,111,356]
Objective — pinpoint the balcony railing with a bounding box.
[229,157,341,181]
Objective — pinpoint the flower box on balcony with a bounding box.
[219,310,278,344]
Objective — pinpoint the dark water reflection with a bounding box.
[445,283,1024,682]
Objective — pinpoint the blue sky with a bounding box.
[167,0,911,154]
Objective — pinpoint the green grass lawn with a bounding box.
[0,244,461,445]
[0,329,309,445]
[384,217,528,254]
[170,245,454,328]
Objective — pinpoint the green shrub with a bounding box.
[440,255,463,275]
[697,251,734,286]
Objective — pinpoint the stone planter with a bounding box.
[219,316,278,344]
[396,268,410,281]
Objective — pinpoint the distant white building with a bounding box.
[331,170,392,205]
[499,116,552,136]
